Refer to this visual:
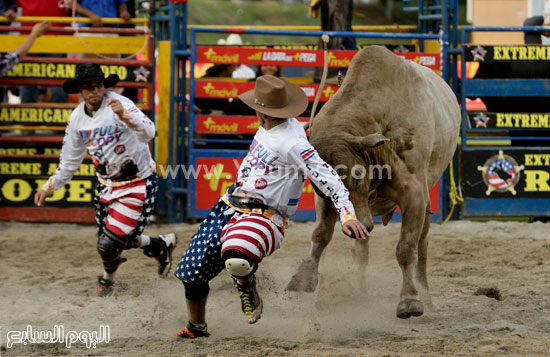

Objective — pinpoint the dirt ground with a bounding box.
[1,219,550,356]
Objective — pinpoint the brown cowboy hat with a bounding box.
[62,63,119,94]
[239,75,308,118]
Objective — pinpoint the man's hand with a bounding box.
[34,190,52,207]
[30,21,51,38]
[4,9,16,22]
[106,99,124,117]
[120,10,131,21]
[90,13,103,27]
[108,99,138,128]
[342,219,370,240]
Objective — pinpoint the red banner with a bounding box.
[195,80,339,101]
[194,157,315,210]
[197,46,440,71]
[193,156,439,213]
[196,115,309,134]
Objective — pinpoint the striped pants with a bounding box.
[94,174,157,248]
[175,200,284,284]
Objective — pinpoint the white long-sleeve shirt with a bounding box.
[226,118,356,224]
[43,91,156,193]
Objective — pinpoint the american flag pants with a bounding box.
[175,199,284,284]
[94,174,157,248]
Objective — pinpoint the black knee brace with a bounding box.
[183,281,210,301]
[97,234,125,274]
[104,228,139,250]
[222,249,258,278]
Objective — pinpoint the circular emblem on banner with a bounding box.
[477,150,524,196]
[114,144,126,155]
[254,178,268,190]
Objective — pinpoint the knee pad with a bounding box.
[97,234,125,274]
[104,228,138,250]
[222,250,258,278]
[183,282,210,301]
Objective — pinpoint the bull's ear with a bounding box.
[339,133,389,150]
[360,133,389,148]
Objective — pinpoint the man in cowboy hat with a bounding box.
[34,63,177,297]
[172,75,369,339]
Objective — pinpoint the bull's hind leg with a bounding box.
[416,201,434,311]
[395,187,428,319]
[287,195,337,292]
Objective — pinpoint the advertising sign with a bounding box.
[462,149,550,198]
[193,157,315,211]
[197,46,440,71]
[0,156,96,207]
[468,112,550,130]
[465,45,550,62]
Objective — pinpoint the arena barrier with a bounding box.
[459,26,550,217]
[174,27,446,222]
[0,17,154,222]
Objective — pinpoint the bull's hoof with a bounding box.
[396,299,424,319]
[286,259,320,292]
[286,271,319,292]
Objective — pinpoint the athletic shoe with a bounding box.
[94,276,114,297]
[234,276,263,324]
[172,322,210,339]
[156,233,177,277]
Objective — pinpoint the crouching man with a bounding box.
[172,75,369,338]
[34,63,177,296]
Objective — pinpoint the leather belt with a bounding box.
[227,195,269,210]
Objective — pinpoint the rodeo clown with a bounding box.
[172,75,369,339]
[34,63,176,297]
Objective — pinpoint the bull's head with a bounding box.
[311,132,389,232]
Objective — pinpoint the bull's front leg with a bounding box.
[286,194,337,292]
[351,235,370,292]
[395,187,428,319]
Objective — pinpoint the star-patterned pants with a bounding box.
[175,200,235,284]
[94,174,157,248]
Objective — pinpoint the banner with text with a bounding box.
[465,45,550,62]
[0,156,96,207]
[195,80,339,101]
[196,46,440,71]
[195,115,309,134]
[193,157,315,211]
[1,62,152,83]
[468,112,550,130]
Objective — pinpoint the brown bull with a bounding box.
[287,45,461,319]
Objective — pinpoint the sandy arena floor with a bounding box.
[1,219,550,356]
